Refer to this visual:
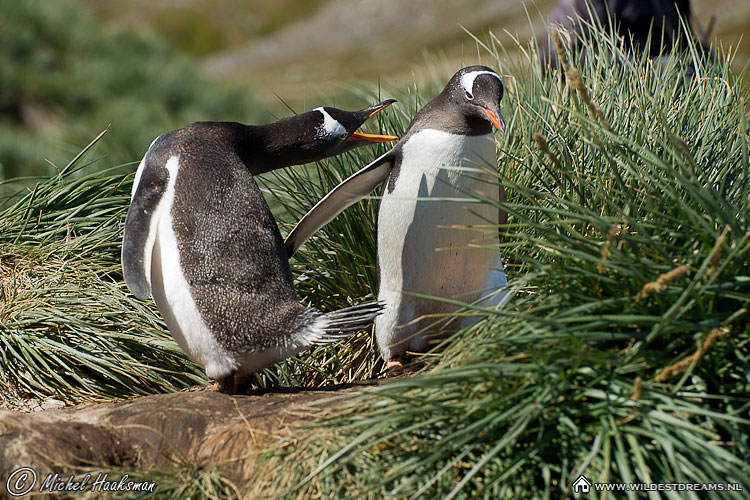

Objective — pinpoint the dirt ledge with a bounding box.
[0,386,360,495]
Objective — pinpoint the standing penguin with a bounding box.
[122,100,396,393]
[285,66,508,369]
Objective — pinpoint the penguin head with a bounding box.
[311,99,398,156]
[450,65,506,132]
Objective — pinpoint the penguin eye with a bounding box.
[465,91,474,100]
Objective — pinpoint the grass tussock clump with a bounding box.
[255,23,750,500]
[0,135,206,406]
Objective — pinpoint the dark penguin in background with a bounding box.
[285,66,508,369]
[121,100,396,393]
[541,0,707,69]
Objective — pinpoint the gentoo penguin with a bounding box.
[121,100,396,393]
[285,66,508,369]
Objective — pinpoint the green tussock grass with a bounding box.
[252,21,750,500]
[0,133,206,406]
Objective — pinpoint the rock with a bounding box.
[0,387,356,496]
[39,399,66,411]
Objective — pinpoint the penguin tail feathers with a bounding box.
[313,301,384,345]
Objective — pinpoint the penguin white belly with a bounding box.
[376,130,506,360]
[149,156,237,379]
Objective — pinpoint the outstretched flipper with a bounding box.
[285,150,398,257]
[121,152,170,300]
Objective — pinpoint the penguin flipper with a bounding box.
[285,151,395,257]
[121,155,170,300]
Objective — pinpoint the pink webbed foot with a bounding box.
[385,358,404,371]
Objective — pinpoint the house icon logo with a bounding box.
[573,475,591,493]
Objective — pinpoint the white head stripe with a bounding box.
[460,70,503,95]
[314,107,346,138]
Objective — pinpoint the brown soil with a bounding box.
[0,386,359,496]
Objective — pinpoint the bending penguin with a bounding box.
[121,100,396,393]
[285,66,508,369]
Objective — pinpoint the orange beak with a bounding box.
[481,107,506,132]
[347,132,398,143]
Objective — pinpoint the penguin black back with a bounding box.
[158,128,301,352]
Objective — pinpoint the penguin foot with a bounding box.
[195,381,222,392]
[384,355,424,376]
[385,358,404,371]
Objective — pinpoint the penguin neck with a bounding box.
[240,113,329,174]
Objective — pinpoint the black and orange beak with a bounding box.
[347,99,398,143]
[480,106,506,132]
[364,98,397,119]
